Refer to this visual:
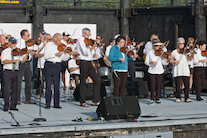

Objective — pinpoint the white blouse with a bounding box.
[145,49,168,74]
[171,49,190,77]
[193,49,207,67]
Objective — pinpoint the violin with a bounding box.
[84,38,96,47]
[201,50,207,56]
[57,43,72,54]
[26,39,41,46]
[178,48,190,54]
[67,38,77,44]
[120,46,135,57]
[155,49,171,59]
[12,48,20,56]
[1,43,9,49]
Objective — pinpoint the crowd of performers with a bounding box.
[0,28,206,111]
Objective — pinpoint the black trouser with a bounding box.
[149,73,163,101]
[79,60,100,104]
[174,76,189,100]
[3,70,19,110]
[17,62,32,102]
[194,67,205,99]
[44,61,61,107]
[36,68,44,95]
[113,71,127,96]
[128,61,136,82]
[0,64,3,97]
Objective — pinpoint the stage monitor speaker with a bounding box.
[73,83,106,101]
[96,96,141,120]
[126,81,139,96]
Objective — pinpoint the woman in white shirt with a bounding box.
[145,39,168,105]
[169,37,192,103]
[193,40,207,101]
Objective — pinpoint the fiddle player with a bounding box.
[16,29,36,105]
[193,40,207,101]
[44,33,70,109]
[34,31,49,99]
[108,35,129,96]
[0,34,6,98]
[94,35,106,67]
[145,39,168,105]
[2,37,27,111]
[76,28,100,107]
[169,37,192,103]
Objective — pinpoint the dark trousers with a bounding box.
[128,61,136,82]
[149,73,163,101]
[0,64,3,97]
[79,60,100,104]
[113,71,127,96]
[175,76,189,100]
[36,68,44,95]
[17,62,32,102]
[3,70,19,110]
[194,67,205,99]
[44,62,61,107]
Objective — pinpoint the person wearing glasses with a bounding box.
[34,31,49,99]
[16,29,36,105]
[76,28,100,107]
[169,37,192,103]
[1,37,27,111]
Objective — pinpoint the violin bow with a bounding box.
[67,29,77,44]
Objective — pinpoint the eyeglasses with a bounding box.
[48,39,52,41]
[179,43,185,45]
[12,42,16,44]
[85,33,91,36]
[96,38,101,40]
[26,34,30,37]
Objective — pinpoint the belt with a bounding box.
[46,61,61,64]
[80,60,92,62]
[4,69,19,71]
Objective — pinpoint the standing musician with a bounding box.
[0,34,6,98]
[169,37,192,103]
[34,31,49,99]
[94,35,106,67]
[145,39,168,105]
[2,37,22,111]
[61,31,70,90]
[16,29,36,105]
[105,38,115,57]
[193,40,207,101]
[76,28,100,107]
[108,35,128,96]
[44,33,70,109]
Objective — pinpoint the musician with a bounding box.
[108,35,128,96]
[94,35,106,67]
[44,33,70,109]
[34,31,49,99]
[68,52,80,87]
[16,29,36,105]
[76,28,100,107]
[1,37,21,111]
[105,38,115,57]
[169,37,192,103]
[143,34,159,55]
[193,40,207,101]
[145,39,168,105]
[61,31,70,90]
[0,34,6,98]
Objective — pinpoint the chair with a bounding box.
[97,67,111,86]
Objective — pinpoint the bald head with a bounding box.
[53,33,62,46]
[0,34,6,45]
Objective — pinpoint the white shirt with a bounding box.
[145,49,168,74]
[94,46,103,60]
[105,45,112,57]
[1,47,19,70]
[68,58,80,75]
[16,38,34,62]
[44,41,70,63]
[171,49,190,77]
[76,36,95,61]
[193,49,207,67]
[34,42,45,68]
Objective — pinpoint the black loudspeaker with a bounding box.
[96,96,141,120]
[136,79,149,98]
[126,81,139,96]
[73,83,106,101]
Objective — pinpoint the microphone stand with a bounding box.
[33,41,46,122]
[9,111,20,126]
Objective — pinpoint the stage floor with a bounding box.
[0,87,207,137]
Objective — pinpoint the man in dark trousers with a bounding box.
[0,34,6,98]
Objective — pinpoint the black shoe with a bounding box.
[54,106,62,109]
[45,106,50,109]
[197,98,202,101]
[3,109,8,112]
[200,98,204,100]
[10,108,18,111]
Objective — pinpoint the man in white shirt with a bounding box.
[76,28,100,107]
[44,33,70,109]
[16,29,36,105]
[105,38,115,57]
[0,34,6,98]
[143,34,159,56]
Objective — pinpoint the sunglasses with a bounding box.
[96,38,101,40]
[12,42,16,44]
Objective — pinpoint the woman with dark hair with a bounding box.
[193,40,207,101]
[108,36,128,96]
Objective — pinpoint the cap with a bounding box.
[8,37,17,43]
[114,34,120,39]
[152,38,163,46]
[40,30,46,35]
[62,31,70,36]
